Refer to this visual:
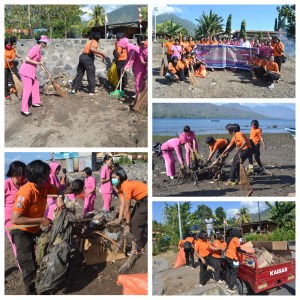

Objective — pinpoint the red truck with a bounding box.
[236,247,295,295]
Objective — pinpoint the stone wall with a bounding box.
[15,39,137,84]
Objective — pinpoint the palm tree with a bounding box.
[195,10,224,37]
[235,206,251,235]
[162,19,183,37]
[87,5,105,28]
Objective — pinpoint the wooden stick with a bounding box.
[94,231,122,250]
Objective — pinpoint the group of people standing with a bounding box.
[178,228,252,293]
[4,157,148,294]
[157,120,266,185]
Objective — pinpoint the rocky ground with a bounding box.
[5,166,148,295]
[152,133,295,197]
[152,42,295,98]
[5,74,147,147]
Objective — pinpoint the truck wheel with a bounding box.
[235,279,244,295]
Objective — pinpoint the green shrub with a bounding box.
[245,228,295,242]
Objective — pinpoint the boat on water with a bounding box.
[285,127,296,140]
[210,119,220,122]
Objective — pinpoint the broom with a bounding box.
[40,63,66,97]
[133,84,148,112]
[159,44,166,76]
[188,66,197,85]
[5,59,23,99]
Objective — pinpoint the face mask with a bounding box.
[252,125,257,128]
[5,45,12,49]
[111,178,119,186]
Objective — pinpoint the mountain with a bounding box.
[153,103,267,119]
[247,105,295,120]
[153,13,197,35]
[107,5,146,24]
[249,208,271,222]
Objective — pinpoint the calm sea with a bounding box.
[153,118,295,136]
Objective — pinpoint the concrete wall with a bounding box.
[16,39,137,84]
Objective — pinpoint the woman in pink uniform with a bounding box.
[4,161,27,262]
[100,155,113,212]
[83,167,96,217]
[44,162,61,220]
[161,134,187,180]
[182,126,199,169]
[19,35,51,117]
[119,35,148,101]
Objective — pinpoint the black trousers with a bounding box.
[115,59,128,90]
[167,70,185,82]
[5,66,21,97]
[229,149,251,181]
[216,145,227,158]
[72,53,96,93]
[166,54,172,64]
[275,55,282,72]
[199,254,214,285]
[184,248,194,266]
[225,257,239,290]
[264,72,280,84]
[11,229,37,295]
[253,66,267,80]
[131,198,147,249]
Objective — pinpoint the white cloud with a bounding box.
[240,201,274,214]
[226,208,239,219]
[104,5,124,14]
[153,5,183,16]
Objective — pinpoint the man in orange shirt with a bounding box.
[179,235,196,268]
[211,233,227,283]
[164,36,174,63]
[206,136,229,162]
[225,228,250,293]
[249,120,266,171]
[166,56,185,83]
[222,124,252,185]
[263,55,280,89]
[10,160,65,294]
[108,167,147,255]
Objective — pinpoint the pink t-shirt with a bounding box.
[85,176,96,197]
[100,165,113,194]
[19,44,42,79]
[171,45,182,60]
[161,138,184,165]
[4,178,22,227]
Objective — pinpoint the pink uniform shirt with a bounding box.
[19,45,42,79]
[100,165,113,194]
[161,138,184,165]
[5,178,21,227]
[85,176,96,196]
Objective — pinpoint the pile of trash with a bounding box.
[241,241,291,268]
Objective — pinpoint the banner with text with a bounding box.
[194,45,259,70]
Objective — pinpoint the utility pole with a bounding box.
[154,6,158,41]
[258,202,261,234]
[178,202,183,240]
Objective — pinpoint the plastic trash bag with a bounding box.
[107,62,118,87]
[117,273,148,295]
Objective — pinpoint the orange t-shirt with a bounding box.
[178,239,185,247]
[226,237,240,260]
[259,59,268,67]
[180,41,189,53]
[209,138,228,152]
[184,237,195,247]
[195,239,211,257]
[212,240,227,258]
[229,132,251,150]
[115,41,128,61]
[118,180,148,201]
[187,57,194,66]
[210,41,218,45]
[272,42,284,57]
[4,48,16,68]
[188,41,195,53]
[179,60,188,69]
[165,41,174,55]
[13,182,58,234]
[252,57,261,66]
[250,127,262,145]
[83,40,98,55]
[168,61,183,73]
[266,61,279,74]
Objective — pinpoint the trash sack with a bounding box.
[107,62,118,87]
[195,64,206,78]
[174,247,186,269]
[240,242,255,254]
[117,273,148,295]
[37,241,71,294]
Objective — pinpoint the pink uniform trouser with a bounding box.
[162,150,176,177]
[134,71,147,97]
[83,194,96,217]
[20,75,41,112]
[44,198,57,221]
[102,193,112,211]
[4,229,21,270]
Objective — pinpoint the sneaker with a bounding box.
[21,111,32,117]
[68,89,76,94]
[170,176,175,180]
[89,93,94,96]
[218,280,224,284]
[199,284,203,287]
[186,265,190,268]
[32,103,43,107]
[226,288,234,293]
[267,83,275,89]
[224,180,236,186]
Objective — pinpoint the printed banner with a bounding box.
[193,44,259,70]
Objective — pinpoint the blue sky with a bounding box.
[153,201,274,223]
[5,152,52,176]
[153,5,281,31]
